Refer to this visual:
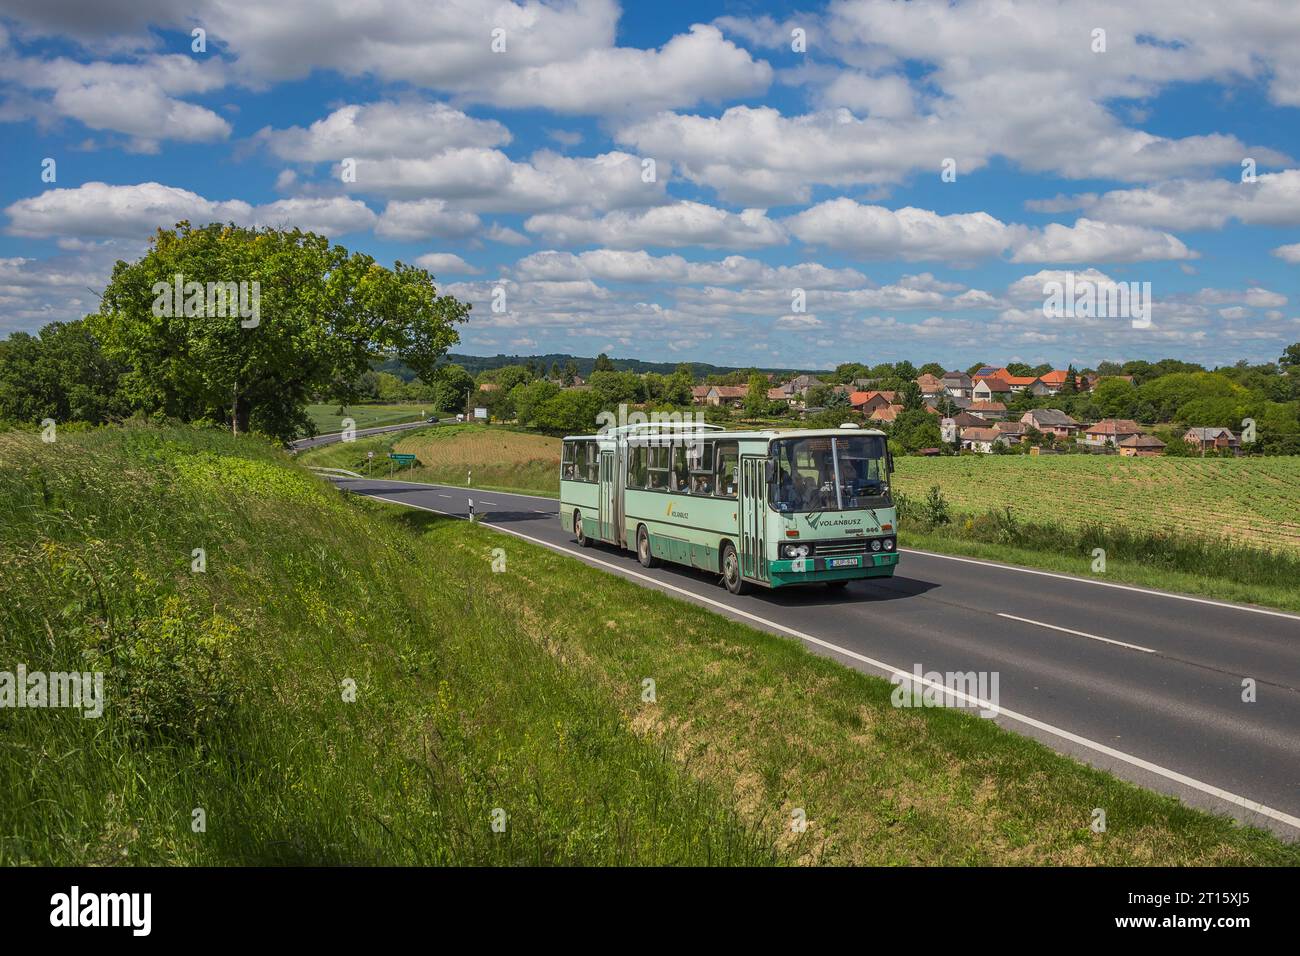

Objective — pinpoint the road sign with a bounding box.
[389,454,416,463]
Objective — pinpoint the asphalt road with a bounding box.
[329,475,1300,838]
[289,419,441,451]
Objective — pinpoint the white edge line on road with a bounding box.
[356,488,1300,833]
[334,476,558,501]
[997,613,1157,654]
[904,547,1300,623]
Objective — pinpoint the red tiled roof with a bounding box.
[1087,418,1141,435]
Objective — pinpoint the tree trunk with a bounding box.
[231,391,251,435]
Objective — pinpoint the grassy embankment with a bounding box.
[1,425,1297,864]
[304,426,1300,612]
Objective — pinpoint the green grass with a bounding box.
[2,425,1297,865]
[302,402,430,436]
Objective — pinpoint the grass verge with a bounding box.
[1,425,1296,864]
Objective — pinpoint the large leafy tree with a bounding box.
[89,222,470,442]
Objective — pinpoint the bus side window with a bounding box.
[584,441,599,482]
[714,442,738,498]
[672,442,689,492]
[628,444,647,488]
[647,444,670,490]
[561,441,576,481]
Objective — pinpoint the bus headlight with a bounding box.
[883,537,895,551]
[870,539,882,552]
[782,544,810,559]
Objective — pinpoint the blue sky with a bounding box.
[1,0,1298,370]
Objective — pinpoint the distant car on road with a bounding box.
[455,413,465,422]
[426,416,439,423]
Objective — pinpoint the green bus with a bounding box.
[560,422,898,593]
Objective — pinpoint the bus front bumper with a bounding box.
[767,551,898,584]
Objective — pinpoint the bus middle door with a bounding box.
[599,449,616,543]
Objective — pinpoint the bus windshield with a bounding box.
[770,435,889,513]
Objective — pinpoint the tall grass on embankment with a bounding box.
[1,426,1296,864]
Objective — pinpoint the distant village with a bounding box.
[455,346,1298,456]
[689,367,1243,457]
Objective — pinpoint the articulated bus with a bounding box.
[559,422,898,593]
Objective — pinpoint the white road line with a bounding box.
[535,510,555,515]
[437,494,451,498]
[903,547,1300,622]
[355,488,1300,834]
[335,476,558,501]
[998,612,1157,654]
[480,500,498,506]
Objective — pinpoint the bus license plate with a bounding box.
[828,557,859,568]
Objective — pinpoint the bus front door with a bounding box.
[740,456,768,583]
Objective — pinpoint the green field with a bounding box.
[303,403,430,436]
[2,425,1297,865]
[893,455,1300,556]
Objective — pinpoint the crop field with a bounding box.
[893,455,1300,555]
[302,403,429,436]
[300,424,561,497]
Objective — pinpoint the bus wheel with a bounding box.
[575,511,590,547]
[636,525,657,568]
[721,543,749,595]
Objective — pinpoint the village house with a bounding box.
[979,367,1039,393]
[692,384,747,407]
[941,371,973,400]
[1035,369,1086,394]
[850,390,896,413]
[960,426,1008,453]
[869,404,905,424]
[1183,426,1242,454]
[1020,408,1080,439]
[1118,434,1166,457]
[994,421,1028,444]
[1082,418,1143,447]
[971,377,1013,402]
[915,373,945,400]
[950,410,990,428]
[967,400,1007,421]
